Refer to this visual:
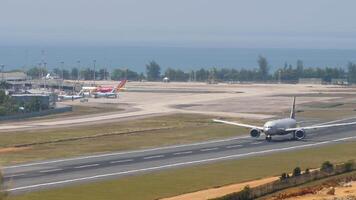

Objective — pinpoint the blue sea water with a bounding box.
[0,46,356,72]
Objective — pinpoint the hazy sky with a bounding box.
[1,0,356,48]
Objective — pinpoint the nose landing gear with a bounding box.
[265,135,272,142]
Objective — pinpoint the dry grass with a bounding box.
[0,114,250,166]
[8,141,356,200]
[21,104,124,121]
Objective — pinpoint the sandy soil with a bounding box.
[161,177,279,200]
[0,82,353,131]
[0,147,29,154]
[281,181,356,200]
[161,175,356,200]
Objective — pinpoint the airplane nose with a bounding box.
[264,127,271,134]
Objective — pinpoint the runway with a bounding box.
[4,119,356,193]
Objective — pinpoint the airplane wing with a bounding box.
[213,119,264,130]
[286,121,356,131]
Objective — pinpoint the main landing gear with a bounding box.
[265,135,272,142]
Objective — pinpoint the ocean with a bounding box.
[1,46,356,72]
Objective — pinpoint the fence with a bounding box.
[213,161,355,200]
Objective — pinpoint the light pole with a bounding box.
[38,62,42,89]
[38,62,42,80]
[60,61,64,92]
[77,60,80,81]
[125,68,128,80]
[93,60,96,85]
[104,68,107,80]
[44,62,47,90]
[75,60,81,94]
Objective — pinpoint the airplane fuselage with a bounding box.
[58,95,83,101]
[263,118,297,135]
[96,87,114,93]
[94,92,117,98]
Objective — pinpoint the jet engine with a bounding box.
[294,129,306,140]
[250,129,261,138]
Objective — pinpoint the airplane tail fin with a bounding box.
[112,79,127,93]
[290,96,296,119]
[116,79,127,91]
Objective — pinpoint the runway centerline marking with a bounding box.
[7,136,356,192]
[226,145,242,148]
[143,155,164,160]
[251,142,263,145]
[4,136,250,169]
[74,164,99,169]
[4,173,25,179]
[39,169,63,173]
[200,147,218,152]
[110,159,133,164]
[173,151,193,155]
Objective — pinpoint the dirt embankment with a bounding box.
[0,147,30,154]
[280,181,356,200]
[162,172,356,200]
[266,179,356,200]
[161,177,279,200]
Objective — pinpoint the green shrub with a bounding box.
[344,160,355,172]
[292,167,302,177]
[280,173,288,181]
[321,161,334,173]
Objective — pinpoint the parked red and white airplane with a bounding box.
[92,80,127,98]
[81,80,127,94]
[95,79,127,93]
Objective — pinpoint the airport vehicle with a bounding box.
[214,97,356,141]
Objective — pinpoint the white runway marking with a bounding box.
[315,116,356,126]
[7,135,356,192]
[251,142,263,145]
[39,169,63,173]
[74,164,99,169]
[4,173,25,179]
[110,159,133,164]
[173,151,193,155]
[143,155,164,160]
[4,136,250,169]
[226,145,242,149]
[200,147,218,152]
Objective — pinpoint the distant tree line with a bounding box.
[24,56,356,84]
[273,60,346,83]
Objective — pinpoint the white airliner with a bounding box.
[213,97,356,141]
[93,91,118,98]
[58,94,84,101]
